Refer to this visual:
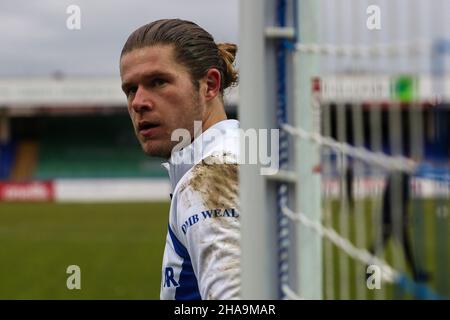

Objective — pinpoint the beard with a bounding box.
[138,89,203,160]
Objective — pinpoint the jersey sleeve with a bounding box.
[174,160,241,300]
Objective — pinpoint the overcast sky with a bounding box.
[0,0,239,76]
[2,0,450,77]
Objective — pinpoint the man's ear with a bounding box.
[202,68,221,102]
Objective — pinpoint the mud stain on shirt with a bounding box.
[186,154,239,210]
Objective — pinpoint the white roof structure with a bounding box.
[0,76,239,110]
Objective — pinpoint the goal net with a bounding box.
[239,0,450,300]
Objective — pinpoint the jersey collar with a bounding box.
[162,119,240,192]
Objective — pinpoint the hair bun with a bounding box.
[217,43,238,89]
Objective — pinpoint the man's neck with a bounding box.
[202,99,227,132]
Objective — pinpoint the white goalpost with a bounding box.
[240,0,322,299]
[239,0,280,299]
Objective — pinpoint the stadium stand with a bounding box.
[0,141,15,179]
[10,140,38,180]
[9,114,166,180]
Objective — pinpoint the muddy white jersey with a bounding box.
[160,119,240,300]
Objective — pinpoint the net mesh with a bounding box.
[278,0,450,299]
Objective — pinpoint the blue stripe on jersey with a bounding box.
[167,224,201,300]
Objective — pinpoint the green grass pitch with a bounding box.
[324,198,450,299]
[0,202,169,299]
[0,199,447,299]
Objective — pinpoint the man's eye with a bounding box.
[152,78,167,87]
[126,87,137,97]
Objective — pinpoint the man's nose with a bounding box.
[131,86,153,113]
